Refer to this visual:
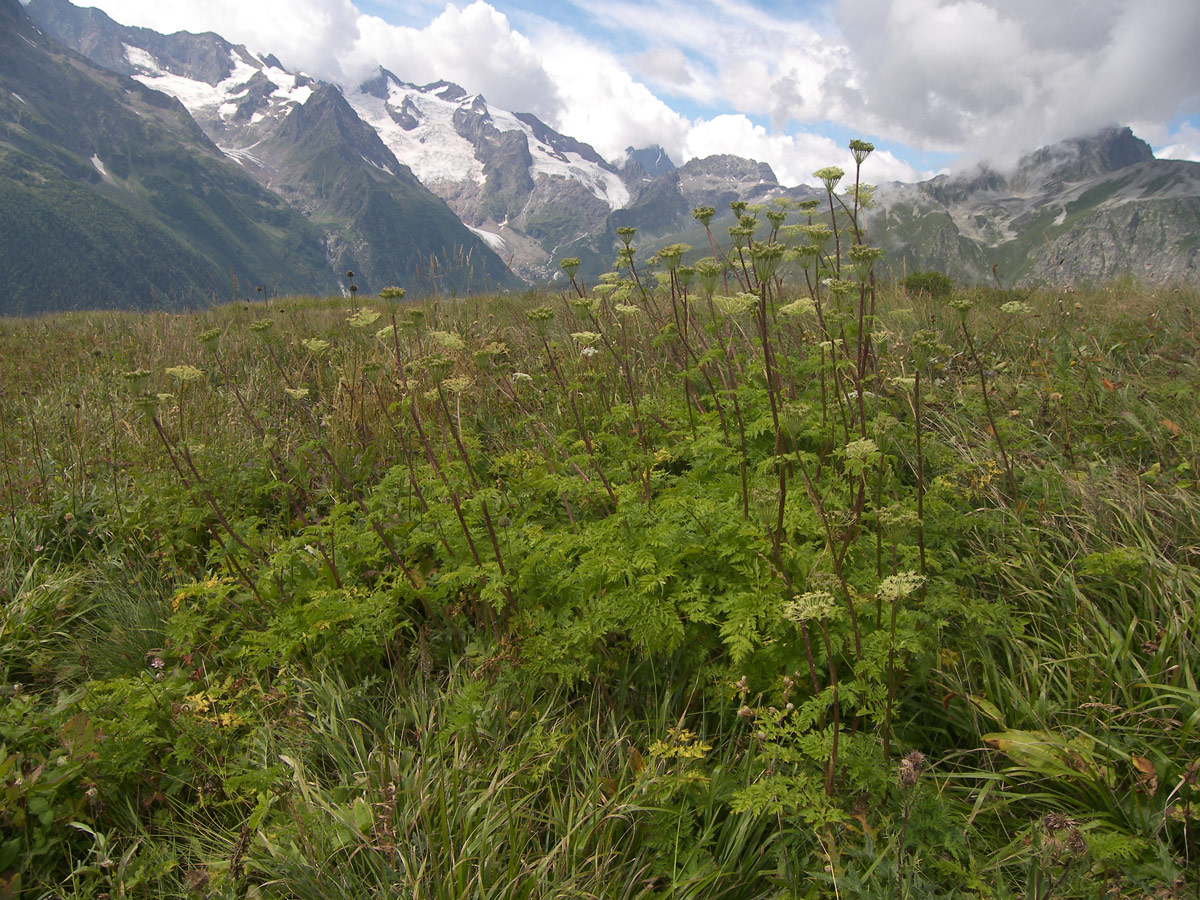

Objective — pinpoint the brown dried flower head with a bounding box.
[898,750,926,788]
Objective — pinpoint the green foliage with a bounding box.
[2,141,1199,898]
[901,270,955,298]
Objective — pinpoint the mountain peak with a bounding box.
[1020,125,1154,182]
[624,145,676,178]
[425,80,468,102]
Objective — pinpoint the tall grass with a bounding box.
[2,266,1198,898]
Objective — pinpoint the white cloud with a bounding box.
[536,30,692,164]
[349,2,562,120]
[682,115,923,186]
[63,0,1200,180]
[832,0,1200,164]
[566,0,845,124]
[1148,124,1200,163]
[75,0,364,82]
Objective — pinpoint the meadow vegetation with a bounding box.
[1,145,1198,899]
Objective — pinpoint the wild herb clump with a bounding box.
[901,269,955,297]
[1,144,1198,899]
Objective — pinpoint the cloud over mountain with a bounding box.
[65,0,1200,178]
[832,0,1200,165]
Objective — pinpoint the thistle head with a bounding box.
[713,292,758,317]
[848,243,886,280]
[778,297,816,318]
[571,331,601,348]
[797,224,833,247]
[910,329,950,368]
[428,330,466,352]
[165,365,203,383]
[897,750,926,788]
[423,355,454,381]
[347,309,381,328]
[750,242,785,282]
[525,305,555,334]
[727,225,754,248]
[121,369,152,392]
[301,338,331,357]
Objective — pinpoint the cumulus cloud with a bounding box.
[832,0,1200,165]
[1143,122,1200,163]
[64,0,1200,181]
[350,2,562,120]
[567,0,845,124]
[683,115,923,186]
[535,29,692,164]
[75,0,364,82]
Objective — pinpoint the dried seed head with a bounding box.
[1065,826,1087,857]
[1043,812,1074,833]
[897,750,926,788]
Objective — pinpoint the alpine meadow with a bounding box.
[3,132,1200,899]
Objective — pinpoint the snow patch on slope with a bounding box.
[123,44,311,125]
[490,108,629,209]
[467,225,506,253]
[347,85,485,187]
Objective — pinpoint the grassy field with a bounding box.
[2,192,1199,898]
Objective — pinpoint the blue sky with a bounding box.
[74,0,1200,185]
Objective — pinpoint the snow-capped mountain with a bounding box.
[346,69,631,279]
[23,0,520,296]
[29,0,635,282]
[121,43,317,150]
[350,72,628,209]
[11,0,1200,311]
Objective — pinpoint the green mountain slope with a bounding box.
[258,85,522,295]
[0,0,337,312]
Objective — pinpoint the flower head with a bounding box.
[428,330,466,352]
[849,139,875,165]
[165,365,203,383]
[813,166,844,193]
